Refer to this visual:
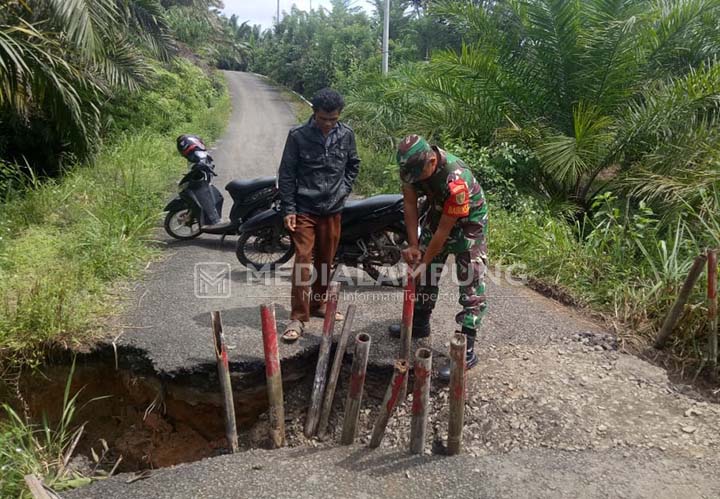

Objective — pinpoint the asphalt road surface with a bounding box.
[113,71,306,381]
[66,446,720,499]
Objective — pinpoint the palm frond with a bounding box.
[42,0,119,56]
[123,0,177,61]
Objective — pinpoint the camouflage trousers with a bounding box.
[415,224,488,332]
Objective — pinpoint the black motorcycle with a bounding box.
[164,134,279,240]
[163,173,279,240]
[235,194,408,285]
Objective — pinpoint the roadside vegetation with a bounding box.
[0,0,235,369]
[0,360,115,498]
[1,1,232,495]
[242,0,720,372]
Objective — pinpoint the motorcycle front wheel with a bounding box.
[360,227,407,287]
[236,227,294,270]
[164,209,201,240]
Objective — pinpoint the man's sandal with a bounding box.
[282,320,305,343]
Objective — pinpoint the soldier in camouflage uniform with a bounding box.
[387,134,488,381]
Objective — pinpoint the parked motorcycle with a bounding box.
[163,134,279,240]
[236,194,408,285]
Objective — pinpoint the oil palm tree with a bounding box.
[349,0,720,211]
[0,0,176,162]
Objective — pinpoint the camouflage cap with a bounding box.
[397,134,432,183]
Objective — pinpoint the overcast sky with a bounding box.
[221,1,376,29]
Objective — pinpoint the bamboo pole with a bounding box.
[305,281,340,437]
[707,249,718,377]
[654,254,708,348]
[409,347,432,455]
[369,359,409,448]
[24,475,54,499]
[318,304,357,438]
[399,272,416,400]
[260,304,285,448]
[447,333,467,456]
[211,311,239,453]
[341,333,371,444]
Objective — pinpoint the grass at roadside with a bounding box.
[0,60,230,370]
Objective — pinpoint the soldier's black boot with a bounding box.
[438,327,478,383]
[387,310,431,339]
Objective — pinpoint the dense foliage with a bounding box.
[0,0,242,175]
[247,0,720,366]
[242,0,460,96]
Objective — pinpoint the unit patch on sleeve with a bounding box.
[443,178,470,217]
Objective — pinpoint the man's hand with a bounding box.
[284,214,296,232]
[402,245,422,266]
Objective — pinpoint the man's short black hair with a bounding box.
[311,88,345,113]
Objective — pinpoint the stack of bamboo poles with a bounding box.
[211,271,470,456]
[298,274,468,455]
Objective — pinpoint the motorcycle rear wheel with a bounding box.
[236,227,294,270]
[164,209,201,240]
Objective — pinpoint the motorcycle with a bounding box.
[235,194,409,285]
[163,134,279,240]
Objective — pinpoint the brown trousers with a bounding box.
[290,213,342,322]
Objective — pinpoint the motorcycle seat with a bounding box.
[343,194,403,223]
[226,177,276,197]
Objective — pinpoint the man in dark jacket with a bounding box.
[278,88,360,341]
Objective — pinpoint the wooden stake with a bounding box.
[655,253,708,348]
[211,311,238,453]
[341,333,371,445]
[409,347,432,455]
[707,249,718,377]
[369,359,408,448]
[447,333,466,456]
[305,281,340,437]
[399,271,415,400]
[24,475,54,499]
[318,304,357,438]
[261,304,285,448]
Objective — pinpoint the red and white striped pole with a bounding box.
[409,347,432,454]
[261,304,285,448]
[399,271,415,400]
[369,359,408,448]
[447,333,467,455]
[341,333,371,445]
[211,311,239,453]
[305,281,340,437]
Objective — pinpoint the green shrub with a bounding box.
[0,62,230,368]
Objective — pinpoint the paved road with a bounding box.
[113,72,307,383]
[65,446,720,499]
